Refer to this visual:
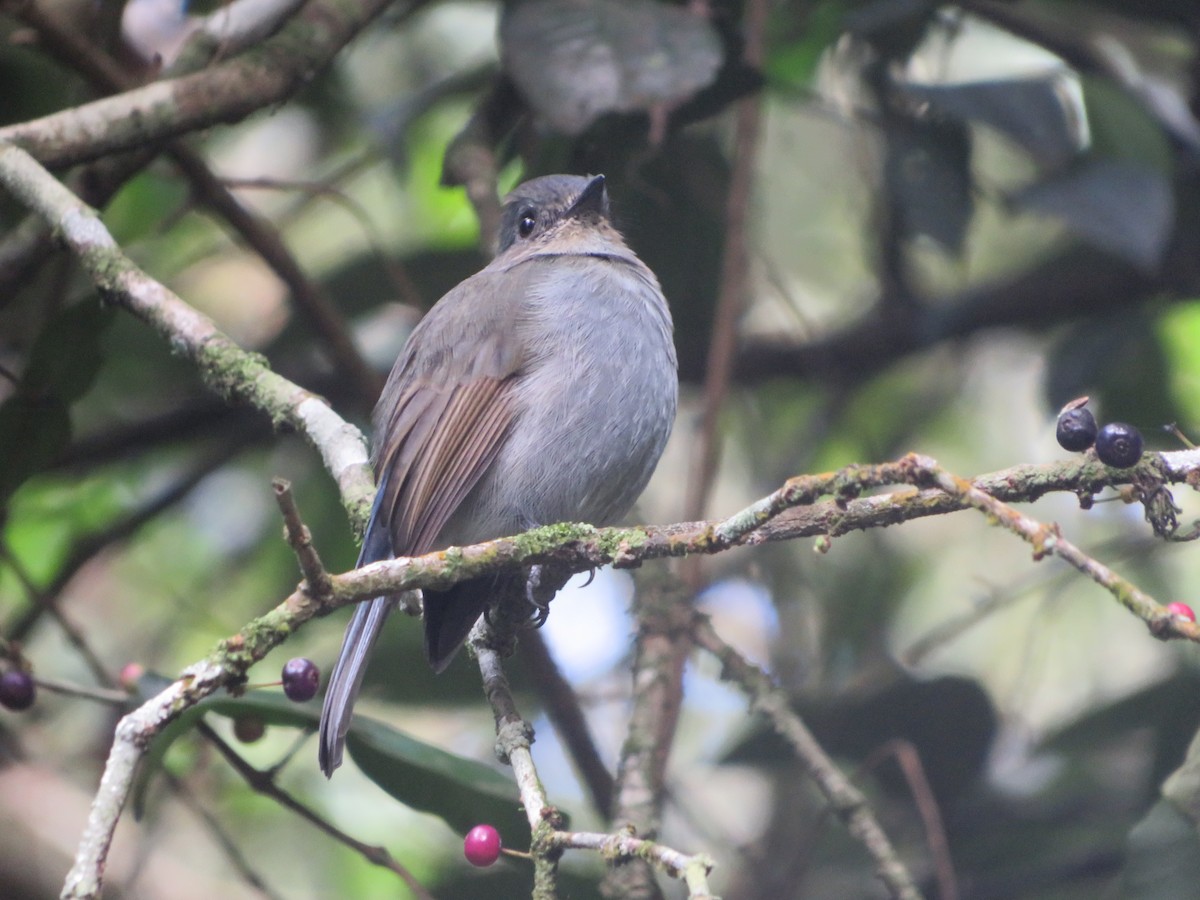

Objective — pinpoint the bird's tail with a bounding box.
[318,594,397,776]
[319,478,396,777]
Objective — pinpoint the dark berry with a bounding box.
[233,715,267,743]
[1056,407,1098,452]
[281,657,320,702]
[464,824,501,867]
[0,671,36,711]
[1095,422,1144,468]
[1167,602,1196,623]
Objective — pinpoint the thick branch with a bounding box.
[0,0,407,170]
[51,445,1200,897]
[0,141,374,530]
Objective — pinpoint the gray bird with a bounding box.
[319,174,677,777]
[500,0,723,140]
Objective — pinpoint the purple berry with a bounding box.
[0,671,36,711]
[1095,422,1143,468]
[1056,407,1097,452]
[281,657,320,702]
[464,824,501,867]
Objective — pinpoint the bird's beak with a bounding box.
[568,174,607,218]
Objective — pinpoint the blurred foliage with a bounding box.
[4,0,1200,898]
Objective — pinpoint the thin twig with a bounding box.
[33,676,129,705]
[272,478,334,600]
[475,638,563,896]
[860,740,957,900]
[195,721,435,899]
[692,614,924,900]
[7,440,251,645]
[1,544,114,686]
[920,457,1192,637]
[164,770,286,900]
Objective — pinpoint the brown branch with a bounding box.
[272,478,333,598]
[860,740,958,900]
[602,575,686,899]
[732,245,1158,386]
[683,0,767,526]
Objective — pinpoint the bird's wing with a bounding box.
[374,373,516,555]
[319,267,532,776]
[370,265,534,557]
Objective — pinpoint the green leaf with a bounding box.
[129,673,322,818]
[764,1,848,90]
[0,395,71,505]
[126,673,537,843]
[22,300,115,402]
[1082,75,1172,173]
[347,715,534,843]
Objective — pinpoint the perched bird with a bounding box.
[319,174,677,776]
[499,0,723,141]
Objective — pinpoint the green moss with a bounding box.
[512,522,596,555]
[597,525,648,557]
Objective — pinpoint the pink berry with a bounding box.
[281,658,320,702]
[1167,602,1196,623]
[463,824,501,867]
[119,662,145,691]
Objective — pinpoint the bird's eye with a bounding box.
[518,209,536,238]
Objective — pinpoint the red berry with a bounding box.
[463,824,501,867]
[0,671,36,711]
[281,657,320,702]
[1167,602,1196,623]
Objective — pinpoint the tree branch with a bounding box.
[0,141,375,531]
[692,614,923,900]
[0,0,414,170]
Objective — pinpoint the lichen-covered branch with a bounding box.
[0,0,408,170]
[0,140,375,531]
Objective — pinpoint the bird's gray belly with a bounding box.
[441,322,675,544]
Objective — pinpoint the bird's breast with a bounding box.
[444,255,677,542]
